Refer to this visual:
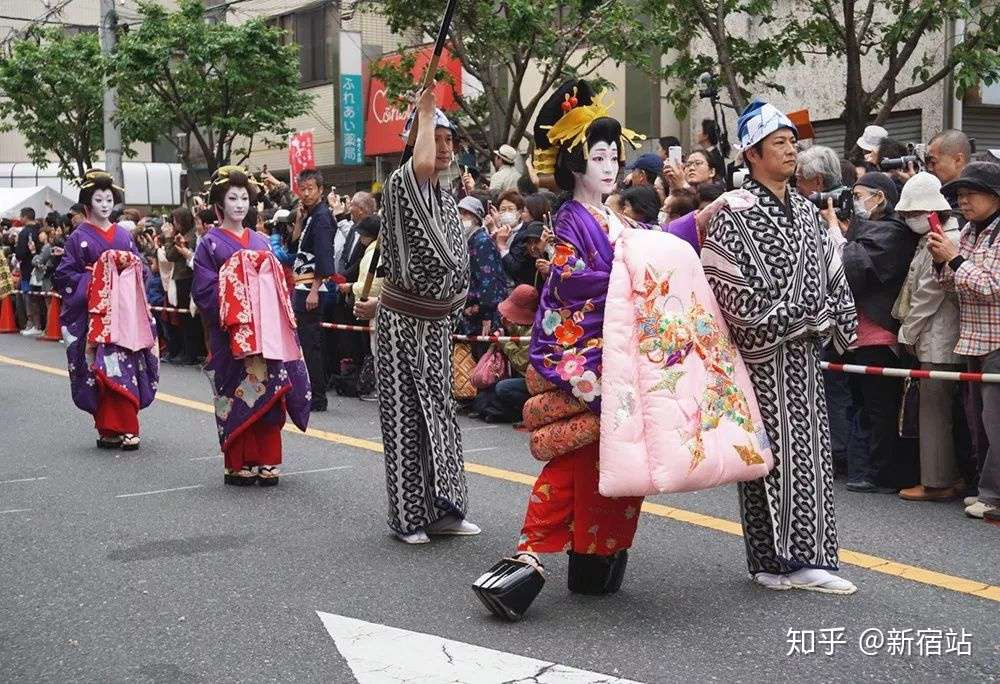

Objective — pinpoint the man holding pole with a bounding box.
[375,85,478,544]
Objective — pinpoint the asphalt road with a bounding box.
[1,333,998,683]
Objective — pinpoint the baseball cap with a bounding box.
[625,153,663,175]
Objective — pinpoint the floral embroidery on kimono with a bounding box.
[218,249,299,361]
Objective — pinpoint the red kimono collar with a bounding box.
[221,227,251,247]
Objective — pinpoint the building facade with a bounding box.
[2,1,996,197]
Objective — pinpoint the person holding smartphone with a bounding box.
[892,173,966,503]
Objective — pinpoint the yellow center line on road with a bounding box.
[2,352,998,603]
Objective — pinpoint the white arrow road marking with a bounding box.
[317,612,643,684]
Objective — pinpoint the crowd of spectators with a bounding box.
[2,121,997,524]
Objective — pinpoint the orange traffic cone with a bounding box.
[40,294,61,341]
[0,295,17,333]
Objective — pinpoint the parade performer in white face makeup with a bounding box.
[702,100,859,594]
[192,166,310,487]
[473,80,708,620]
[54,169,159,451]
[375,86,480,544]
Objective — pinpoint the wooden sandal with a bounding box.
[96,435,124,449]
[121,433,140,451]
[512,552,545,575]
[256,466,280,487]
[224,467,257,486]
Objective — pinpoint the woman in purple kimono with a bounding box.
[473,81,708,620]
[192,166,310,486]
[54,170,158,451]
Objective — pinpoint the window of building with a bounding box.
[271,5,328,87]
[295,5,328,86]
[812,110,922,153]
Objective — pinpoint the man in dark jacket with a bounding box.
[14,208,40,332]
[292,168,336,412]
[501,221,546,287]
[841,172,920,492]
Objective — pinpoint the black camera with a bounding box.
[808,187,853,221]
[697,72,719,100]
[879,155,920,172]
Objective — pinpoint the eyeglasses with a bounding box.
[684,159,708,169]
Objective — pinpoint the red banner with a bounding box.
[364,44,463,157]
[288,130,315,194]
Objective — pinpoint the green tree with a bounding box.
[367,0,631,154]
[629,0,1000,154]
[620,0,804,118]
[793,0,1000,153]
[0,29,107,181]
[110,0,313,174]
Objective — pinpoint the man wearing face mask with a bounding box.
[836,172,919,494]
[891,173,965,502]
[491,190,526,256]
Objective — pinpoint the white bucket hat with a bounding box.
[495,144,518,164]
[856,125,888,152]
[895,172,952,212]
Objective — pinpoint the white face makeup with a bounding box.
[575,141,619,199]
[223,187,250,225]
[91,189,115,221]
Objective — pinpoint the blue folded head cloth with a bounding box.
[736,99,798,151]
[401,107,457,141]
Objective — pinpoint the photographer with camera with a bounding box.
[876,137,919,191]
[926,129,972,191]
[797,144,866,480]
[838,173,920,493]
[164,206,203,365]
[797,145,852,237]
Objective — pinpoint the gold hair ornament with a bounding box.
[532,91,645,175]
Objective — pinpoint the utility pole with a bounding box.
[99,0,123,186]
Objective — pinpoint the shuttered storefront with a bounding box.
[963,105,1000,155]
[811,110,923,153]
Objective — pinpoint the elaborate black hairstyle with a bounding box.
[78,169,125,207]
[207,165,260,207]
[533,79,638,193]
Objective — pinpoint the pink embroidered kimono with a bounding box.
[87,250,156,353]
[219,250,301,362]
[599,228,773,497]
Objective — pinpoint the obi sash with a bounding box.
[219,249,301,362]
[380,280,467,321]
[87,250,156,352]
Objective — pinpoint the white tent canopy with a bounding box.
[0,186,74,219]
[0,162,183,207]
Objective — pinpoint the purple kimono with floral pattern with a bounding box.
[53,222,159,415]
[192,228,310,450]
[529,201,699,413]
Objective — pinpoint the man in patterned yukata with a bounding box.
[701,100,860,594]
[375,86,480,544]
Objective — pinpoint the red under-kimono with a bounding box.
[517,443,643,556]
[209,236,305,471]
[86,247,156,437]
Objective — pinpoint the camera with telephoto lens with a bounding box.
[807,187,853,221]
[879,142,925,172]
[879,155,920,172]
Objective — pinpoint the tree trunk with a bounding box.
[716,45,748,112]
[840,0,868,156]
